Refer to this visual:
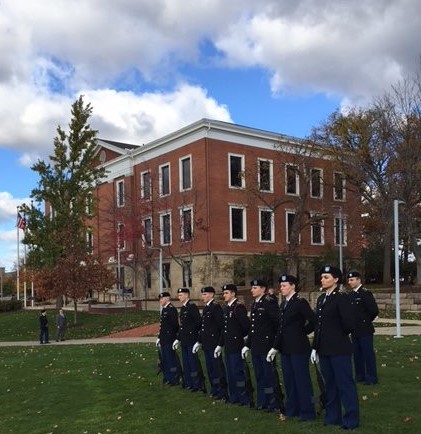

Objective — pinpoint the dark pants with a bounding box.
[40,327,49,344]
[225,352,251,405]
[281,352,315,420]
[352,334,378,384]
[161,344,179,385]
[320,355,360,429]
[181,345,203,391]
[204,348,227,398]
[251,353,280,411]
[56,326,66,341]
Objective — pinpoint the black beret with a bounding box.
[347,271,361,279]
[200,286,215,293]
[250,279,268,288]
[222,284,237,294]
[320,265,342,279]
[177,287,190,294]
[158,291,171,299]
[278,274,298,285]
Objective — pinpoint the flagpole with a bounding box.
[16,209,20,300]
[23,241,27,308]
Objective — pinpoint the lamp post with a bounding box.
[393,199,405,339]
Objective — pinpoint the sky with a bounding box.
[1,0,420,272]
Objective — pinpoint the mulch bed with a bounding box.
[107,323,160,338]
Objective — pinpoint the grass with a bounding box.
[0,309,159,341]
[0,337,419,433]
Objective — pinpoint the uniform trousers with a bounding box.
[319,355,360,429]
[281,352,315,420]
[225,352,250,405]
[351,334,378,384]
[204,349,226,398]
[161,344,179,385]
[181,344,203,390]
[40,328,49,344]
[252,353,280,411]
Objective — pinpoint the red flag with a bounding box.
[17,212,27,230]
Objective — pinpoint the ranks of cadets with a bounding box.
[312,265,360,430]
[156,291,180,385]
[267,274,316,421]
[193,286,227,400]
[347,271,379,385]
[242,279,280,412]
[215,284,252,406]
[173,288,204,392]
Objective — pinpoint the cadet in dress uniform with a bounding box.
[347,271,379,385]
[193,286,227,399]
[311,265,359,430]
[242,279,280,412]
[156,291,180,385]
[267,274,316,421]
[172,287,204,391]
[214,284,251,406]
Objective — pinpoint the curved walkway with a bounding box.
[0,319,420,347]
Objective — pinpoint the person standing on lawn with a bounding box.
[193,286,227,400]
[214,284,252,406]
[347,270,379,385]
[55,308,67,341]
[311,265,359,430]
[267,274,316,421]
[242,279,280,412]
[173,287,204,392]
[157,291,180,386]
[39,309,49,344]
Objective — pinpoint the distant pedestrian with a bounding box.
[347,271,379,385]
[55,308,67,341]
[312,265,359,430]
[39,309,49,344]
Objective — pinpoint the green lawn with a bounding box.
[0,336,419,434]
[0,309,159,341]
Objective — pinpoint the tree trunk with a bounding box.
[73,298,78,325]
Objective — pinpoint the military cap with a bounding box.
[158,291,171,299]
[200,286,215,293]
[278,274,298,285]
[250,279,268,288]
[222,284,237,294]
[320,265,342,279]
[177,287,190,294]
[347,271,361,279]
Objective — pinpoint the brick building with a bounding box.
[91,119,362,299]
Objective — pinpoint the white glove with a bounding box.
[155,338,160,347]
[266,348,278,362]
[214,345,222,358]
[241,346,250,359]
[192,342,201,354]
[310,349,319,364]
[172,339,180,350]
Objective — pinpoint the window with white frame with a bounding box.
[117,222,125,250]
[229,154,245,188]
[160,212,172,245]
[286,211,297,244]
[141,170,151,200]
[230,205,246,241]
[162,263,171,288]
[259,208,274,242]
[179,155,192,191]
[86,228,93,253]
[310,213,324,245]
[116,179,125,207]
[258,158,273,192]
[310,168,323,198]
[333,172,346,201]
[180,207,193,242]
[143,217,152,247]
[334,215,347,246]
[285,164,299,195]
[159,163,170,196]
[182,261,192,287]
[86,193,93,216]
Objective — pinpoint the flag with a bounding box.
[17,212,27,230]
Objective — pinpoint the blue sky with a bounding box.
[1,0,420,271]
